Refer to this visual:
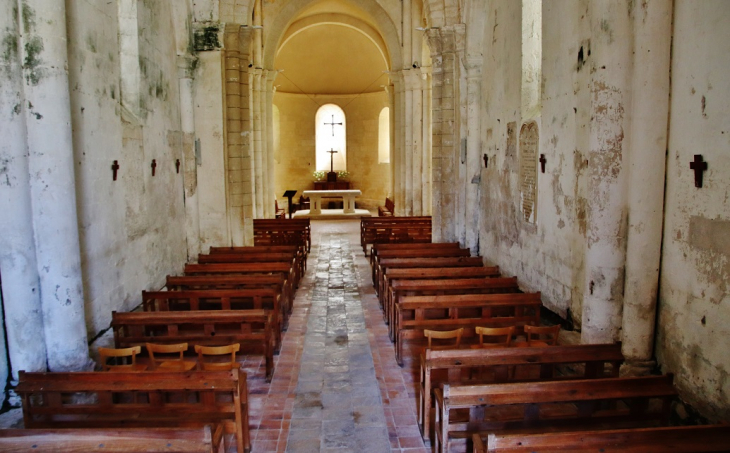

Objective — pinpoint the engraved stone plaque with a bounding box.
[519,121,539,223]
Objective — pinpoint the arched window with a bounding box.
[521,0,542,118]
[315,104,346,172]
[378,107,390,163]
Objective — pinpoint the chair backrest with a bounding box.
[524,324,561,346]
[146,342,194,371]
[194,344,241,371]
[475,325,515,348]
[423,328,464,350]
[98,346,145,371]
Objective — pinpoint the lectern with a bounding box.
[282,190,297,219]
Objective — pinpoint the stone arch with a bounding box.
[262,0,402,71]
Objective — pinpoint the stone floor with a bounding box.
[0,218,429,453]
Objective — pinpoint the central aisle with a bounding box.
[247,219,428,453]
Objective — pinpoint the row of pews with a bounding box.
[364,217,730,453]
[2,219,311,453]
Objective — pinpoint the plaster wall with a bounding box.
[273,91,389,210]
[656,1,730,421]
[67,0,187,338]
[194,50,230,250]
[479,0,588,321]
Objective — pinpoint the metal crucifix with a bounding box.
[324,114,342,136]
[327,149,338,172]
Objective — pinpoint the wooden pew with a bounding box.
[434,375,677,453]
[369,242,462,278]
[419,343,624,445]
[165,274,293,327]
[380,266,501,313]
[0,427,221,452]
[360,216,432,253]
[184,262,297,296]
[16,369,251,453]
[372,247,472,289]
[197,251,303,288]
[112,310,275,381]
[473,424,730,453]
[141,289,282,354]
[378,197,395,216]
[209,244,307,272]
[253,218,311,253]
[395,291,539,366]
[373,256,485,289]
[388,278,522,340]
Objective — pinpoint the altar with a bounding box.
[303,189,361,215]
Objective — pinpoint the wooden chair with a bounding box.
[98,346,147,372]
[274,199,285,219]
[146,342,196,371]
[516,324,561,347]
[423,328,464,351]
[471,325,515,348]
[195,344,241,371]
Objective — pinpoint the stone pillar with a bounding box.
[620,0,672,375]
[465,57,482,254]
[224,25,246,245]
[265,70,277,218]
[427,29,444,239]
[387,85,396,199]
[238,27,254,245]
[0,0,47,381]
[22,0,91,371]
[178,55,200,260]
[410,70,426,215]
[581,0,632,344]
[403,70,415,216]
[392,73,406,214]
[251,68,263,218]
[421,68,433,215]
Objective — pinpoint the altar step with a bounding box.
[291,208,373,220]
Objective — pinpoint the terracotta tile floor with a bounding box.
[242,219,429,452]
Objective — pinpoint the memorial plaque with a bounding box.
[519,121,539,223]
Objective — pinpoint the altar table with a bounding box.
[303,189,361,215]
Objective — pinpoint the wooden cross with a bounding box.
[327,149,338,173]
[690,154,708,188]
[151,159,157,177]
[539,154,547,173]
[111,160,120,181]
[324,115,342,136]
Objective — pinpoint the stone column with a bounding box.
[464,57,482,254]
[427,29,444,239]
[421,68,433,215]
[403,70,415,215]
[0,0,47,381]
[620,0,673,375]
[392,73,406,214]
[581,0,632,344]
[387,85,396,200]
[251,68,263,218]
[224,25,246,245]
[265,70,277,218]
[238,27,254,245]
[178,55,200,260]
[22,0,91,371]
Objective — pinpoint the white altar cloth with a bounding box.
[303,189,362,215]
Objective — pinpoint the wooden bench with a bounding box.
[253,218,311,253]
[197,251,303,287]
[112,310,275,381]
[360,216,432,253]
[378,197,395,216]
[0,427,221,452]
[434,375,677,453]
[473,424,730,453]
[419,343,624,445]
[395,291,538,366]
[388,278,522,340]
[373,248,472,290]
[209,244,307,270]
[369,242,462,280]
[141,289,282,353]
[184,262,297,296]
[16,369,251,453]
[380,266,501,312]
[373,256,485,288]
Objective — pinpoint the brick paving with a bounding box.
[245,219,429,453]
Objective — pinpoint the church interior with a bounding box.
[0,0,729,450]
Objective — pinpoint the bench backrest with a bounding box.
[141,289,279,311]
[210,245,299,254]
[184,262,293,274]
[198,252,296,264]
[16,369,249,453]
[166,274,286,290]
[385,266,500,280]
